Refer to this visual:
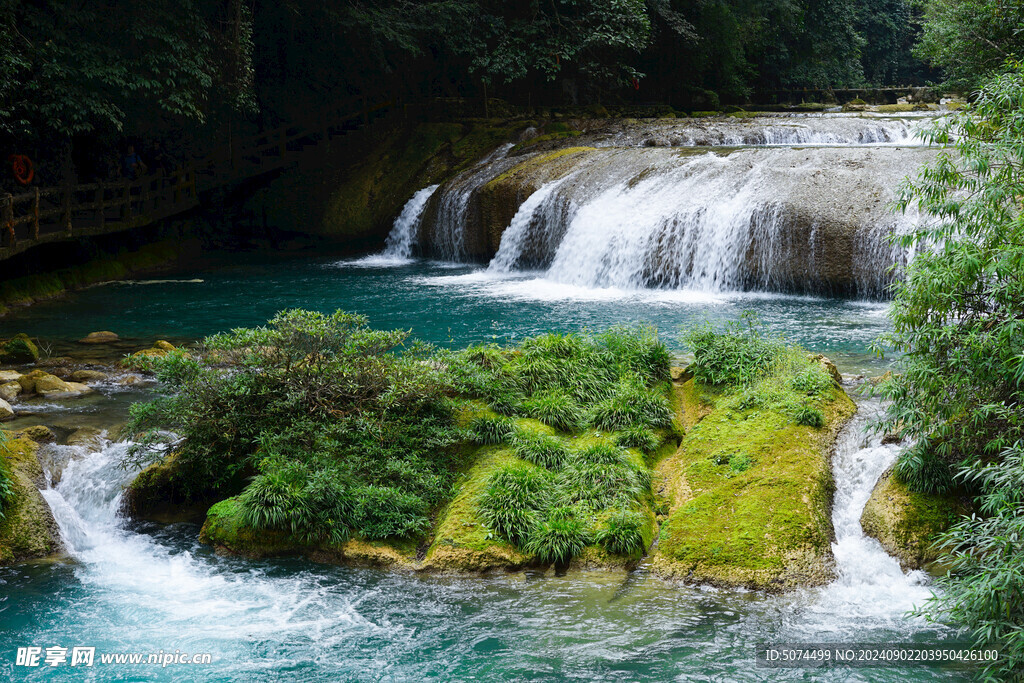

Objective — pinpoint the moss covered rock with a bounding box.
[123,453,211,523]
[0,434,62,563]
[651,379,856,590]
[860,467,964,570]
[1,334,39,363]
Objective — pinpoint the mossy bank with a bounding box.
[0,433,63,563]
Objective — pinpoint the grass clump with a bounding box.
[509,427,570,469]
[589,376,673,431]
[595,509,648,557]
[614,425,660,453]
[523,506,591,564]
[477,461,552,544]
[470,415,516,444]
[523,389,584,432]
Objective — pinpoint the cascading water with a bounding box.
[796,394,933,629]
[353,184,439,266]
[407,115,935,298]
[429,143,518,262]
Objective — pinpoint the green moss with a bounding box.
[860,467,965,570]
[1,333,39,363]
[653,379,856,589]
[874,103,916,113]
[319,119,527,239]
[0,434,61,563]
[0,240,183,316]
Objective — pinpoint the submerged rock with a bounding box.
[860,467,965,570]
[78,331,120,344]
[19,425,56,443]
[70,370,109,383]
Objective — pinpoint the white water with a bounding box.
[603,114,929,148]
[350,184,439,266]
[408,116,934,298]
[796,395,932,630]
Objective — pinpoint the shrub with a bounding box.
[682,315,784,386]
[509,427,570,469]
[523,389,584,432]
[614,425,660,454]
[524,506,590,564]
[477,462,552,543]
[595,509,647,557]
[470,415,516,444]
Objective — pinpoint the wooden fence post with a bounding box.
[32,188,40,240]
[3,194,15,248]
[97,182,105,229]
[63,184,72,235]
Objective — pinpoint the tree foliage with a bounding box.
[916,0,1024,90]
[878,65,1024,679]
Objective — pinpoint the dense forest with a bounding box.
[2,0,1020,187]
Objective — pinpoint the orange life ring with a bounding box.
[8,154,33,185]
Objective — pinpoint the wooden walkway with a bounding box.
[0,99,393,260]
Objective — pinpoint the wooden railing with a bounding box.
[1,97,395,258]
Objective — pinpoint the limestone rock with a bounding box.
[19,425,55,443]
[64,382,94,395]
[0,370,22,383]
[860,466,964,570]
[78,331,120,344]
[30,372,73,395]
[0,381,20,403]
[0,334,39,363]
[154,340,176,352]
[70,370,109,383]
[0,435,63,563]
[0,398,13,421]
[64,427,105,450]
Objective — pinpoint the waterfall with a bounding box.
[610,115,928,148]
[350,184,439,266]
[429,143,519,262]
[411,115,933,297]
[487,176,575,274]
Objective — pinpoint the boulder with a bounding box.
[0,398,13,421]
[0,370,22,383]
[0,434,63,563]
[64,427,105,450]
[32,373,73,395]
[63,382,94,396]
[0,381,20,403]
[0,334,39,363]
[154,340,176,352]
[861,466,965,570]
[18,425,55,443]
[70,370,109,383]
[78,331,120,344]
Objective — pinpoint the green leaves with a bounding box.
[882,66,1024,680]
